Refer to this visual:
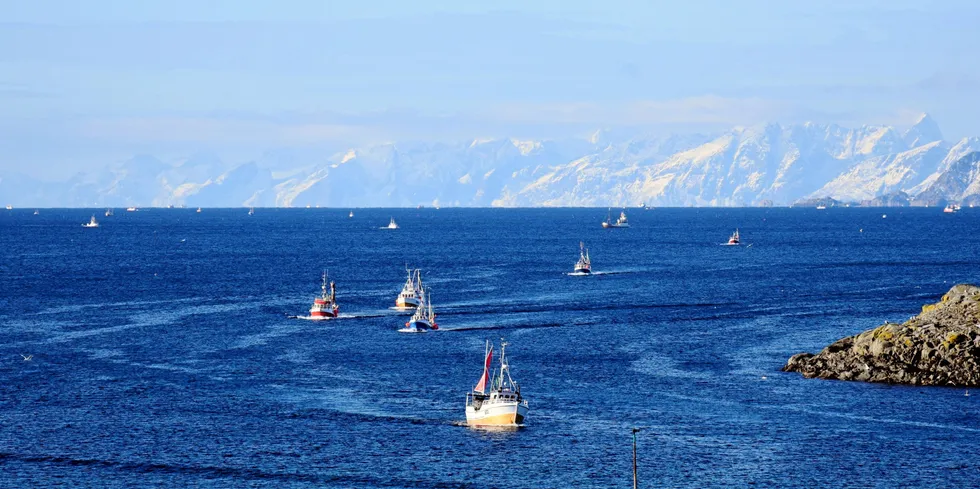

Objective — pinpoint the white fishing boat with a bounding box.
[196,207,202,213]
[399,284,438,333]
[348,210,354,218]
[573,242,591,274]
[816,205,827,210]
[602,209,630,228]
[383,217,399,230]
[465,340,529,427]
[308,271,339,319]
[248,207,255,216]
[5,205,11,210]
[105,208,114,217]
[33,209,39,215]
[395,269,422,309]
[126,207,138,212]
[726,229,740,245]
[944,204,957,213]
[82,216,99,228]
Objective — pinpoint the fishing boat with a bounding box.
[4,205,11,210]
[33,209,39,215]
[816,205,827,210]
[944,204,957,213]
[82,216,99,228]
[602,209,630,228]
[395,269,422,309]
[348,210,354,218]
[196,207,202,213]
[573,242,591,274]
[726,229,740,245]
[105,208,113,217]
[126,207,138,212]
[308,271,339,319]
[248,207,255,216]
[384,217,399,229]
[465,340,529,427]
[399,284,438,333]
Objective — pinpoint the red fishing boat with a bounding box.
[309,271,339,319]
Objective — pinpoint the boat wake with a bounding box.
[566,269,634,276]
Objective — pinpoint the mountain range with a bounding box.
[3,114,980,207]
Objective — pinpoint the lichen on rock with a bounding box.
[783,284,980,386]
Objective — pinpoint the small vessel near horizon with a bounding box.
[126,207,138,212]
[465,340,529,427]
[816,205,827,210]
[105,208,114,216]
[82,216,99,228]
[399,283,438,333]
[384,217,399,229]
[5,205,11,210]
[196,207,202,213]
[395,269,422,309]
[573,242,591,274]
[308,271,339,319]
[944,204,959,213]
[725,229,741,246]
[602,209,630,228]
[349,210,354,218]
[248,207,255,216]
[33,209,39,215]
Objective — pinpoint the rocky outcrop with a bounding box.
[866,190,910,207]
[791,196,841,208]
[784,284,980,386]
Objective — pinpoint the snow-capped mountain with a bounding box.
[4,114,980,207]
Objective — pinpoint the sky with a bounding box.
[2,0,980,176]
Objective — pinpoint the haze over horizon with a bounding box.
[2,0,980,178]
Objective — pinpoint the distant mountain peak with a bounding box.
[904,112,943,147]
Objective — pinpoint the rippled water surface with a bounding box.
[2,207,980,487]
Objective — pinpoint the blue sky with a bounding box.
[2,0,979,175]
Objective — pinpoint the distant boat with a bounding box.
[308,271,339,319]
[574,242,591,274]
[944,204,957,213]
[602,209,630,228]
[196,207,202,213]
[105,208,114,217]
[126,207,138,212]
[395,269,422,309]
[82,216,99,228]
[399,282,438,333]
[33,209,39,215]
[248,207,255,216]
[348,211,354,218]
[4,205,11,210]
[726,229,741,246]
[816,205,827,210]
[384,218,399,230]
[465,340,529,427]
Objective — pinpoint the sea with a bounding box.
[1,207,979,488]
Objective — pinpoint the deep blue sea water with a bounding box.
[1,207,980,488]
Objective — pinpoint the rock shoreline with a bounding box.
[784,284,980,386]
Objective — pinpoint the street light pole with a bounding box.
[632,428,640,489]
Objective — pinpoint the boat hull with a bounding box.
[399,319,435,332]
[465,401,529,427]
[573,267,591,274]
[395,297,420,309]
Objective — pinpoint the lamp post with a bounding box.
[632,428,641,489]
